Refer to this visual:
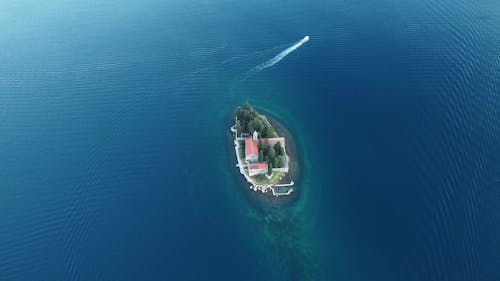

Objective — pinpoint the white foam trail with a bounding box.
[253,36,310,72]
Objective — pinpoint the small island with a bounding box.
[230,102,294,196]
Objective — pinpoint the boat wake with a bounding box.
[252,35,310,72]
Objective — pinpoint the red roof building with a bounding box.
[248,163,267,170]
[245,138,259,163]
[248,162,268,176]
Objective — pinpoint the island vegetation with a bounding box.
[234,102,277,138]
[230,102,294,197]
[235,102,284,168]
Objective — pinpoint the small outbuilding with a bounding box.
[248,162,268,176]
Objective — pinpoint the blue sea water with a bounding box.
[1,0,500,280]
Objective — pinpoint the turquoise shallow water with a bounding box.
[2,0,500,280]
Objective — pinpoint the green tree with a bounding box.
[235,107,243,120]
[252,118,264,134]
[247,122,255,134]
[258,151,264,162]
[243,110,250,122]
[268,163,273,175]
[258,136,263,150]
[273,156,284,168]
[264,126,274,138]
[268,147,276,162]
[274,141,284,156]
[235,102,272,136]
[262,146,269,159]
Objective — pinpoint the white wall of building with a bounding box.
[245,155,258,163]
[249,168,267,176]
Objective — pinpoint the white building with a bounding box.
[245,132,259,163]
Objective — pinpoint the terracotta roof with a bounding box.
[249,163,267,170]
[245,138,258,157]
